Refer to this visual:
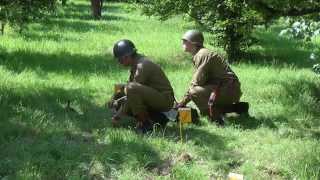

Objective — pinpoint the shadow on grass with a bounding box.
[0,49,120,76]
[0,49,191,77]
[0,85,161,179]
[228,115,280,130]
[161,124,240,165]
[0,84,111,132]
[228,77,319,137]
[0,121,160,179]
[20,17,122,42]
[242,26,319,68]
[36,18,121,33]
[19,3,126,41]
[56,3,127,21]
[280,78,320,132]
[159,124,245,173]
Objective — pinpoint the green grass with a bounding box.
[1,0,320,179]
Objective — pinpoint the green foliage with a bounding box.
[313,63,320,74]
[248,0,320,19]
[0,0,57,34]
[279,18,320,41]
[133,0,320,62]
[1,1,320,179]
[133,0,264,62]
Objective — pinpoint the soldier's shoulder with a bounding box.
[138,56,158,68]
[195,48,214,60]
[193,48,212,63]
[196,48,211,56]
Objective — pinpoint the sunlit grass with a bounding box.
[0,0,319,179]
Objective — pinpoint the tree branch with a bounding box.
[251,1,320,18]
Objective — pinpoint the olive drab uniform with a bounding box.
[123,55,174,115]
[183,48,242,115]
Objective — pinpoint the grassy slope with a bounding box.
[0,0,319,179]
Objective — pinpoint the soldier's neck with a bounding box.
[130,56,139,67]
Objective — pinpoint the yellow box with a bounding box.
[178,107,192,124]
[228,173,244,180]
[114,84,124,94]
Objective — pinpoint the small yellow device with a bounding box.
[227,173,244,180]
[178,107,192,124]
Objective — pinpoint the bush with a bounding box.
[0,0,57,34]
[279,18,320,41]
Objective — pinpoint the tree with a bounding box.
[248,0,320,19]
[60,0,68,6]
[91,0,103,19]
[0,0,57,35]
[134,0,320,62]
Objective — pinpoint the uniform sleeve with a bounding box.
[182,55,210,103]
[132,63,147,84]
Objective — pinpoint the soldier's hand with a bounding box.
[174,102,186,109]
[208,91,217,106]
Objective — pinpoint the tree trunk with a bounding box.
[225,26,241,63]
[91,0,103,20]
[61,0,67,6]
[0,21,5,35]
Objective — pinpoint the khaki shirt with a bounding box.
[129,55,174,94]
[185,48,238,98]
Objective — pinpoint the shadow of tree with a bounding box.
[159,124,241,172]
[227,76,319,137]
[0,49,120,76]
[280,78,320,128]
[18,3,126,41]
[162,123,238,161]
[56,3,128,21]
[242,26,319,68]
[0,84,111,132]
[0,82,161,179]
[34,18,121,34]
[0,121,160,179]
[228,115,279,130]
[0,49,193,78]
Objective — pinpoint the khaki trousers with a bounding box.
[189,80,242,115]
[124,82,174,115]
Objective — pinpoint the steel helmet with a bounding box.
[182,30,204,46]
[113,39,137,59]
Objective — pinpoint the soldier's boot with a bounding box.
[209,107,225,126]
[221,102,249,115]
[135,111,153,134]
[149,111,169,128]
[233,102,249,115]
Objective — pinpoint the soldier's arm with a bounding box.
[179,57,209,106]
[132,63,148,84]
[190,59,209,87]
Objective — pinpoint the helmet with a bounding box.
[182,30,204,46]
[113,39,137,59]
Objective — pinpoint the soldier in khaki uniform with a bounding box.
[111,39,174,132]
[176,30,248,125]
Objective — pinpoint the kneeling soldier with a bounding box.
[176,30,249,125]
[111,39,175,133]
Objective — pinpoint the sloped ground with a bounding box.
[0,0,319,179]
